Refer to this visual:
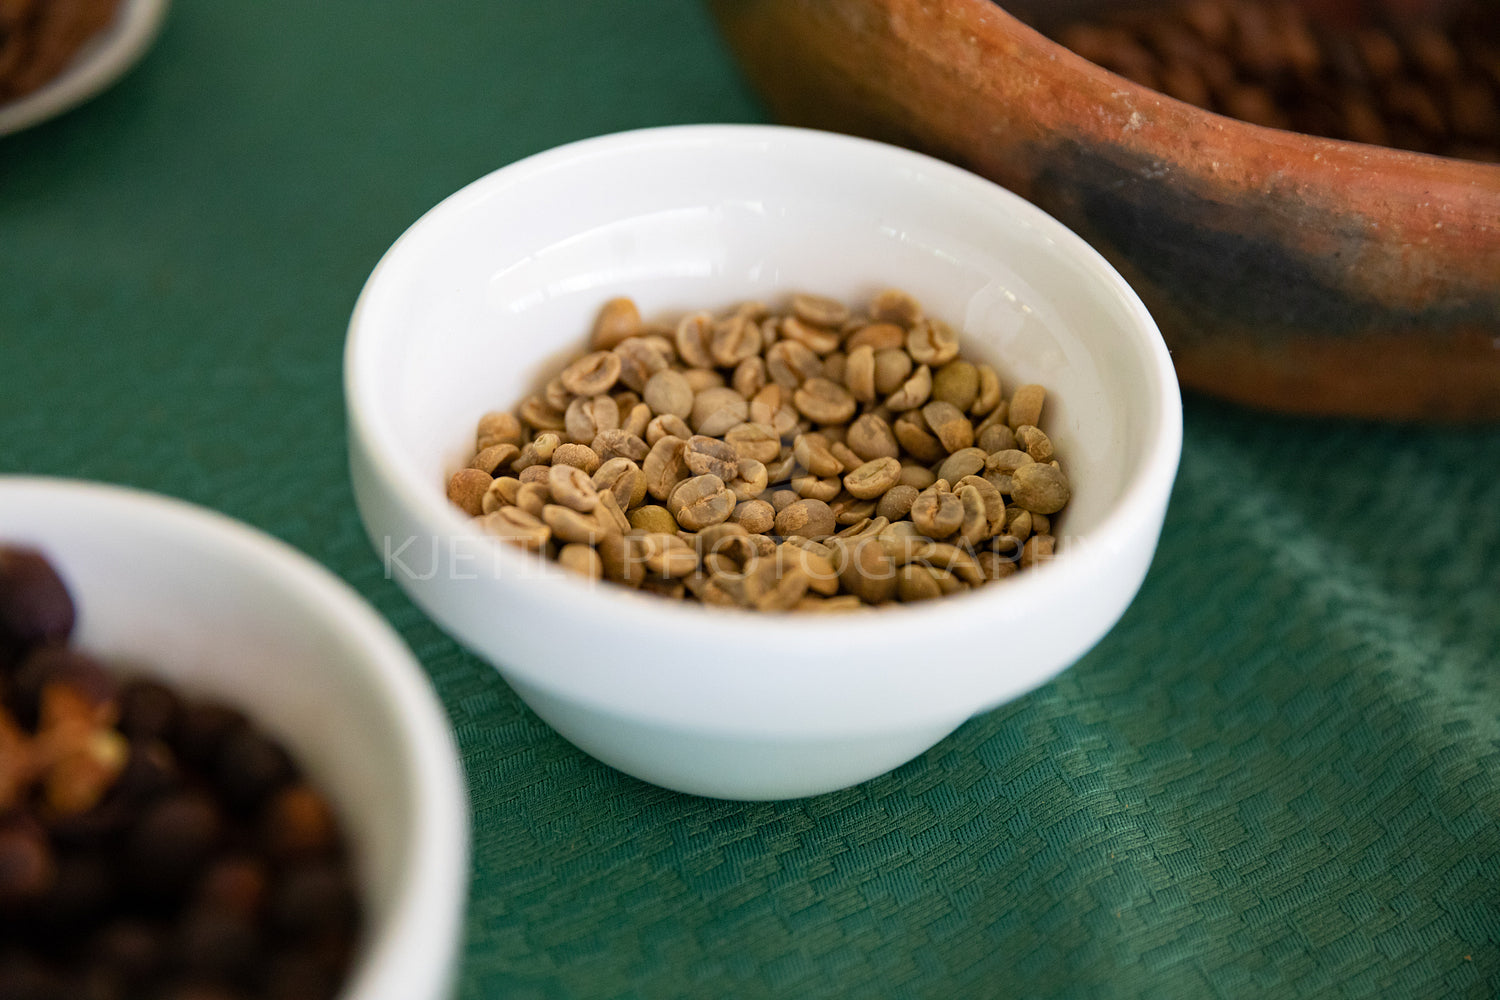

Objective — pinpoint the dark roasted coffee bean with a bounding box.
[161,984,246,1000]
[172,703,247,771]
[0,548,75,673]
[262,785,339,861]
[117,679,181,742]
[263,952,342,1000]
[92,919,164,984]
[32,852,112,929]
[173,903,260,980]
[0,948,68,1000]
[41,800,131,851]
[194,857,268,919]
[268,861,357,938]
[0,819,55,907]
[108,739,179,806]
[74,965,128,1000]
[9,646,117,728]
[127,793,222,896]
[215,729,295,813]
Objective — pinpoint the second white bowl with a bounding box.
[0,477,469,1000]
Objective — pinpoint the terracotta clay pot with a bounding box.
[708,0,1500,420]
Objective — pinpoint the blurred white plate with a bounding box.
[0,0,169,136]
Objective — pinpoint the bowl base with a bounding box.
[508,677,964,801]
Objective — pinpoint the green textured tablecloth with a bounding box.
[3,2,1498,997]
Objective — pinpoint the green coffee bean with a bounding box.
[477,410,525,450]
[731,499,776,534]
[931,359,979,411]
[832,496,878,526]
[685,435,740,481]
[790,433,840,478]
[592,458,647,510]
[972,364,1002,417]
[643,435,690,501]
[875,484,919,521]
[710,313,763,367]
[560,351,622,397]
[898,563,944,602]
[469,443,519,475]
[547,464,599,512]
[732,357,767,399]
[976,422,1017,454]
[870,288,923,326]
[906,319,959,366]
[845,345,877,403]
[885,364,932,412]
[640,533,700,578]
[446,469,492,517]
[723,422,780,464]
[690,387,749,437]
[1014,425,1054,463]
[1008,384,1046,429]
[643,370,694,420]
[481,507,550,551]
[844,457,902,500]
[1021,534,1056,569]
[591,297,641,350]
[910,487,964,539]
[846,413,900,462]
[629,505,679,535]
[482,476,523,514]
[832,536,898,604]
[558,544,604,579]
[774,498,837,540]
[730,460,770,503]
[791,292,851,328]
[591,428,648,464]
[793,378,858,425]
[921,401,974,453]
[893,411,946,463]
[667,475,736,531]
[1010,463,1071,515]
[791,476,842,503]
[743,557,810,611]
[780,315,842,355]
[457,292,1074,610]
[935,447,987,486]
[551,443,601,475]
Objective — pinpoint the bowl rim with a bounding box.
[0,474,469,1000]
[345,123,1183,708]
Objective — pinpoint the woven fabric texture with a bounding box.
[2,2,1497,998]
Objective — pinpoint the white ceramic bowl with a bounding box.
[345,124,1182,801]
[0,477,468,1000]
